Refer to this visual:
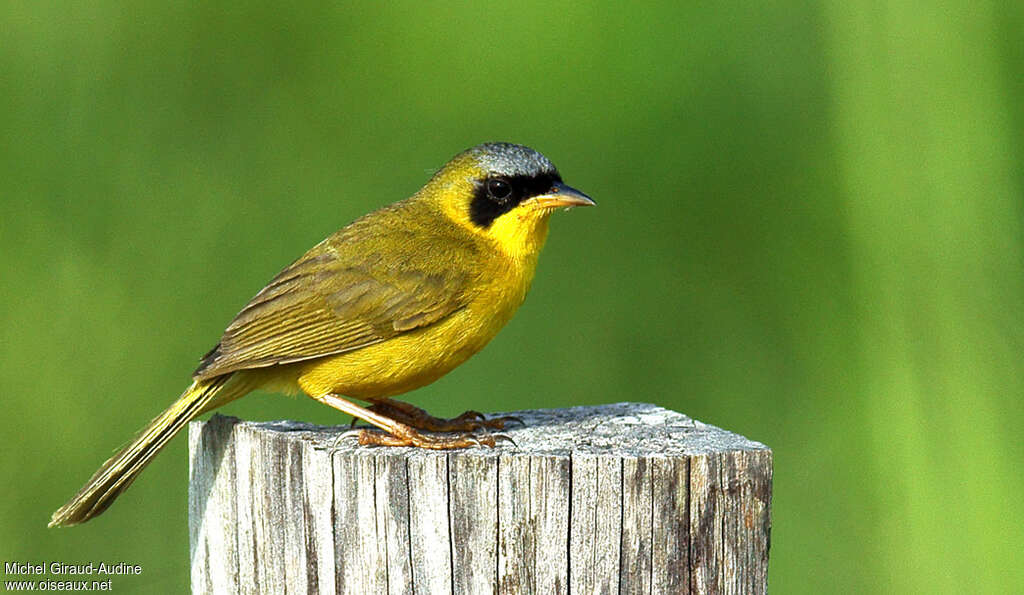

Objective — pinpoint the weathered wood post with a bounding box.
[189,402,771,594]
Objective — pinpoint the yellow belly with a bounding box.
[293,311,478,399]
[292,269,530,401]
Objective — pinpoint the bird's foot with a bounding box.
[356,425,514,449]
[365,398,524,433]
[311,392,517,450]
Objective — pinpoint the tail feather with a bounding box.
[49,375,233,528]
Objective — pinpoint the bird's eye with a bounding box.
[487,178,512,201]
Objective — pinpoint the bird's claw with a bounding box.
[460,433,483,447]
[332,428,364,447]
[455,410,487,422]
[492,415,525,428]
[491,433,517,447]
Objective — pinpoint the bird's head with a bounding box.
[418,142,594,257]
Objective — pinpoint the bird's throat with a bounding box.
[486,211,551,265]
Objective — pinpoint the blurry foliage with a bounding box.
[2,1,1021,592]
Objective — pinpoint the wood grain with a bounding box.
[189,402,771,594]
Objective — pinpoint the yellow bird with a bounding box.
[50,142,594,527]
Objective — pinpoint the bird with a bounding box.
[49,142,594,527]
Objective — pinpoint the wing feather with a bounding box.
[193,205,477,379]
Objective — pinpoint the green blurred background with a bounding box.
[3,1,1022,593]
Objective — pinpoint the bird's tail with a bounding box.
[49,375,237,527]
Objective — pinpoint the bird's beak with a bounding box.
[533,182,596,209]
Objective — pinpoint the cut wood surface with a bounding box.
[189,402,772,594]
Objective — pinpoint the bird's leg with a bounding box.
[311,393,501,449]
[366,397,523,432]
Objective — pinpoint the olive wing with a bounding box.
[193,243,471,380]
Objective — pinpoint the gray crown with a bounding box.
[470,142,558,178]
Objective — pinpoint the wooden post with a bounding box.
[188,402,772,594]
